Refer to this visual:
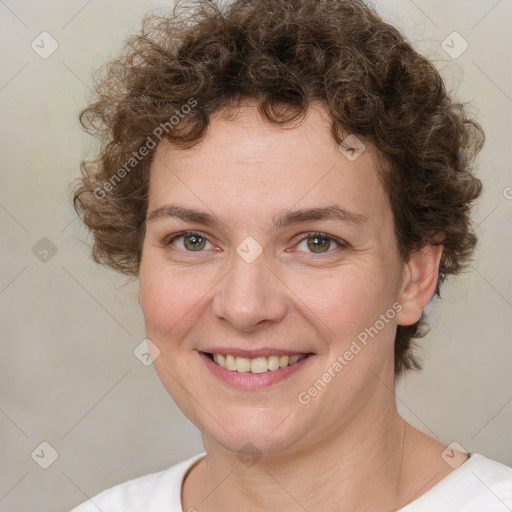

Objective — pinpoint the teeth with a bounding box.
[211,353,307,373]
[225,354,236,371]
[251,357,268,373]
[267,355,280,371]
[236,357,251,372]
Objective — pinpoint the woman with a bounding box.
[70,0,512,510]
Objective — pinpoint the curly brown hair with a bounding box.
[73,0,484,376]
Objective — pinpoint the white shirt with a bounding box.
[70,452,512,511]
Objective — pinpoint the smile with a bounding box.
[200,351,314,389]
[208,353,307,373]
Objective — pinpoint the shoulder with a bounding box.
[69,453,206,512]
[401,453,512,511]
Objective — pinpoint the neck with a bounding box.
[186,394,415,511]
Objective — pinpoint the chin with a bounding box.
[199,410,308,457]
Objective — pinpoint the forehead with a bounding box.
[147,104,392,232]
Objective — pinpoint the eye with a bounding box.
[295,232,345,254]
[164,231,346,255]
[166,231,213,252]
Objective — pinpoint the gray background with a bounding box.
[0,1,511,511]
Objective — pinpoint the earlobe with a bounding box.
[395,242,443,326]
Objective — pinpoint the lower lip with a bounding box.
[199,352,314,390]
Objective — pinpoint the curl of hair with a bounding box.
[73,0,484,376]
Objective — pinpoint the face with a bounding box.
[139,103,423,456]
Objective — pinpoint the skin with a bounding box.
[138,102,465,511]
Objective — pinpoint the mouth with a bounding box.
[204,352,308,373]
[199,351,315,389]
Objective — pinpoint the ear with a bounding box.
[395,241,443,326]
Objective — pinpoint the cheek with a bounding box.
[292,263,393,339]
[139,264,209,341]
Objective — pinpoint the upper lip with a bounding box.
[200,347,312,358]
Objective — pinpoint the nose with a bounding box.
[212,251,288,332]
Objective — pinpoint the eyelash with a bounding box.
[164,230,347,254]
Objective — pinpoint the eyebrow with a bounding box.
[146,204,368,231]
